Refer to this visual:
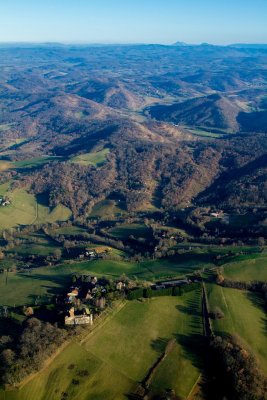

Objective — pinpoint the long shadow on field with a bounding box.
[174,334,227,400]
[19,272,69,296]
[150,337,169,353]
[176,304,201,318]
[247,291,267,337]
[174,333,205,370]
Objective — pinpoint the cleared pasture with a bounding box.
[207,284,267,373]
[222,253,267,282]
[0,188,71,231]
[2,292,202,400]
[108,223,153,240]
[70,148,109,167]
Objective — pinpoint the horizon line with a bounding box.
[0,40,267,47]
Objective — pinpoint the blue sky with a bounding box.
[0,0,266,44]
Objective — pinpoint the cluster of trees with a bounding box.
[0,318,67,385]
[216,274,267,319]
[127,282,201,300]
[5,122,267,231]
[210,335,267,400]
[217,273,267,298]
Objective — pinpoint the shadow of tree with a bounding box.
[150,337,169,354]
[176,304,201,317]
[246,291,267,336]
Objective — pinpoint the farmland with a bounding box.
[70,148,110,167]
[222,253,267,282]
[2,292,202,400]
[108,223,153,240]
[89,199,125,218]
[0,188,71,231]
[0,156,61,172]
[0,189,38,230]
[0,254,204,306]
[207,284,267,373]
[0,41,267,400]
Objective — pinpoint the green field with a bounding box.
[108,223,153,240]
[207,284,267,373]
[89,199,125,218]
[0,253,211,306]
[0,189,38,229]
[53,226,87,235]
[73,252,210,281]
[70,148,110,167]
[36,202,72,225]
[184,126,227,138]
[2,293,202,400]
[0,156,61,172]
[6,233,61,257]
[13,156,61,170]
[0,263,73,306]
[0,260,139,306]
[222,253,267,282]
[0,188,71,231]
[0,182,11,196]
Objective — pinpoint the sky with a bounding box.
[0,0,266,45]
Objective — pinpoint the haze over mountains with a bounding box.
[0,43,267,215]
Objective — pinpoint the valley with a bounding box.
[0,43,267,400]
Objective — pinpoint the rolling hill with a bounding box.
[148,93,244,132]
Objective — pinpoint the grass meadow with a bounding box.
[0,187,71,231]
[70,148,109,167]
[222,253,267,282]
[1,292,202,400]
[207,284,267,373]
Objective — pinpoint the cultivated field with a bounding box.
[2,292,202,400]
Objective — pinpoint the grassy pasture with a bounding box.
[53,226,87,235]
[0,263,73,306]
[70,148,109,167]
[1,342,134,400]
[0,260,139,306]
[0,188,71,231]
[108,223,153,240]
[0,156,60,172]
[222,253,267,282]
[13,156,61,170]
[89,199,125,218]
[0,252,207,306]
[184,126,226,138]
[0,160,12,171]
[64,253,210,282]
[207,284,267,373]
[2,292,202,400]
[140,253,213,279]
[36,202,72,225]
[6,233,60,257]
[0,182,11,196]
[0,189,37,230]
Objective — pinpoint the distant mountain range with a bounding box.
[1,41,267,49]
